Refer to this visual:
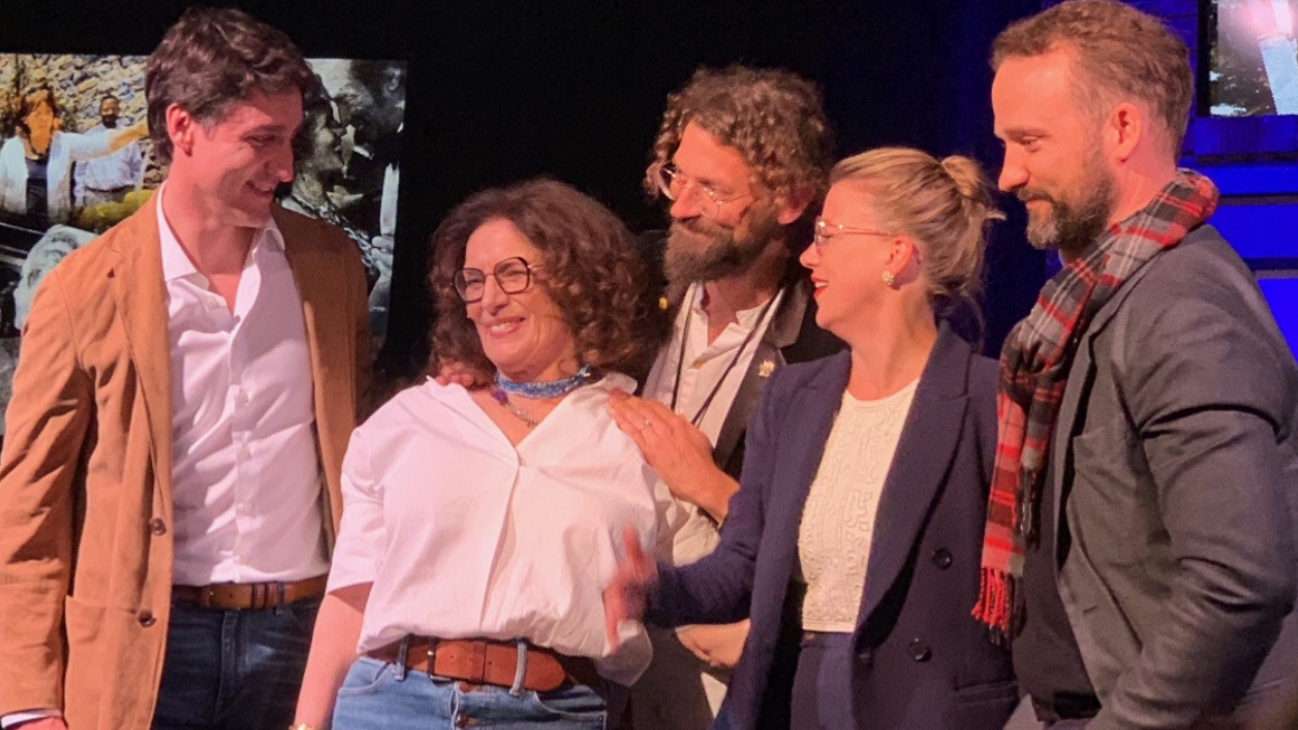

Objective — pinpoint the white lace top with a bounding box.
[798,380,919,632]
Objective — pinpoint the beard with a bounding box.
[663,202,783,294]
[1020,152,1116,261]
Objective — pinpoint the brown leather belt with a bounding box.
[367,636,602,693]
[172,575,328,610]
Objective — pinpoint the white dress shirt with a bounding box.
[0,189,328,730]
[73,125,145,204]
[634,282,782,727]
[158,187,328,585]
[327,375,662,686]
[641,282,783,564]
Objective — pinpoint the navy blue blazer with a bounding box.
[648,325,1017,730]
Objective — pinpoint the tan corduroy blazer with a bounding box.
[0,201,371,729]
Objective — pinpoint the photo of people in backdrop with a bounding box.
[0,53,406,433]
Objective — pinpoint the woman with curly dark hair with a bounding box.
[293,178,669,730]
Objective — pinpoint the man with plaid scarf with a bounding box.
[981,2,1298,729]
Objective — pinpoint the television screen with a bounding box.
[0,53,406,434]
[1207,0,1298,116]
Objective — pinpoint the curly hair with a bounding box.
[646,65,834,210]
[430,179,669,381]
[992,0,1193,156]
[145,6,317,164]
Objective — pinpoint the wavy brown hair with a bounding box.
[430,179,669,381]
[992,0,1193,157]
[646,65,834,215]
[145,6,317,164]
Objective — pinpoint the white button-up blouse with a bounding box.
[328,375,662,686]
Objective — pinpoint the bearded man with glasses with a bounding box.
[606,65,842,730]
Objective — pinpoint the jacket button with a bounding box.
[930,548,952,569]
[908,638,931,662]
[138,610,156,627]
[149,518,167,536]
[856,647,873,665]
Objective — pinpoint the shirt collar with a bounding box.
[155,182,286,284]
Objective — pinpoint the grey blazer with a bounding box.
[1029,225,1298,729]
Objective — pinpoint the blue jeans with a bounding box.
[151,596,321,730]
[333,656,609,730]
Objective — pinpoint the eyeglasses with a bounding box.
[811,216,895,250]
[654,164,751,219]
[453,256,542,303]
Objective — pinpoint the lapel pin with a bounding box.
[758,359,775,378]
[658,296,669,311]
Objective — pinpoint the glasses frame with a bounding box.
[453,256,543,304]
[811,216,896,250]
[654,163,752,219]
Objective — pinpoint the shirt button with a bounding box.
[206,297,221,309]
[235,390,249,406]
[930,548,953,570]
[138,609,156,627]
[908,638,932,663]
[238,445,251,459]
[237,501,251,513]
[148,518,167,536]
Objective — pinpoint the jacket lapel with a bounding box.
[766,351,852,574]
[107,204,175,515]
[275,208,347,542]
[1048,261,1156,560]
[713,277,816,471]
[856,327,972,629]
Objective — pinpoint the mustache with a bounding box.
[1016,188,1054,204]
[673,216,726,238]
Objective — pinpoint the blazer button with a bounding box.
[138,610,156,627]
[149,518,167,536]
[930,548,952,569]
[908,638,931,662]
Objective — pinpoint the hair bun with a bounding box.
[940,155,1005,223]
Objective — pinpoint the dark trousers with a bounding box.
[151,596,321,730]
[790,631,855,730]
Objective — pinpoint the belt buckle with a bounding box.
[425,639,437,679]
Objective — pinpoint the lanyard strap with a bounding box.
[668,286,778,427]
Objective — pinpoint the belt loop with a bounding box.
[509,640,528,697]
[274,582,287,615]
[394,635,410,681]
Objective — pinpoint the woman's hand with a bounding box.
[610,390,738,521]
[433,359,491,389]
[677,620,750,669]
[603,526,658,650]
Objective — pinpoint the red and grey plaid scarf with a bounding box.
[973,169,1220,640]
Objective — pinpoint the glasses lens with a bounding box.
[454,269,485,302]
[657,166,680,201]
[495,259,532,294]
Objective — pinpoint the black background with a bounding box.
[1,0,1048,384]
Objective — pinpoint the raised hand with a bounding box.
[603,525,658,650]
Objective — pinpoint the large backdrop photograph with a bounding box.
[0,52,406,433]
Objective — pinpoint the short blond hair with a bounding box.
[831,147,1001,322]
[992,0,1193,155]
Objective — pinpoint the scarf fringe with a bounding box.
[973,566,1017,644]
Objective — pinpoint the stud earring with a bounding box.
[882,270,896,287]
